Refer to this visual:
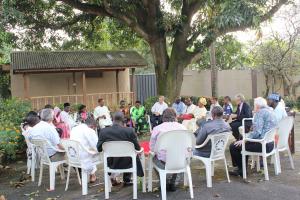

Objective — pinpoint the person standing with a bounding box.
[60,103,76,130]
[94,98,113,129]
[150,96,168,128]
[229,94,252,140]
[172,96,186,116]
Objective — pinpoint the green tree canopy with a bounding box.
[1,0,289,100]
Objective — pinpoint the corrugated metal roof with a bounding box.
[11,50,147,73]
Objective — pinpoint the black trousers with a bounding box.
[230,121,242,140]
[150,114,162,128]
[229,141,274,170]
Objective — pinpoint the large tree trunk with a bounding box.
[210,43,218,97]
[149,37,187,101]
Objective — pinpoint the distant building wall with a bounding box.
[181,69,300,99]
[11,69,130,98]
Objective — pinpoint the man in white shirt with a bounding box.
[267,93,287,123]
[150,96,168,128]
[70,117,99,183]
[60,103,76,130]
[27,110,64,161]
[94,98,113,129]
[209,97,220,112]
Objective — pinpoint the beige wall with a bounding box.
[11,69,131,98]
[181,69,300,98]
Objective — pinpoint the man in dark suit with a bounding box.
[97,112,144,186]
[230,94,252,140]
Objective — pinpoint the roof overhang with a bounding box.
[11,50,147,74]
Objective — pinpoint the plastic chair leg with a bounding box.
[205,161,212,188]
[133,171,138,199]
[242,154,247,179]
[141,155,146,193]
[159,172,167,200]
[262,156,269,181]
[184,172,188,187]
[104,171,110,199]
[49,165,56,190]
[65,165,71,191]
[211,161,215,177]
[186,166,194,199]
[76,167,82,185]
[38,163,43,186]
[273,152,280,176]
[276,151,282,174]
[59,165,65,180]
[224,158,231,183]
[31,154,36,182]
[287,147,295,170]
[27,158,31,174]
[250,156,255,169]
[148,159,153,192]
[82,171,88,195]
[256,156,260,172]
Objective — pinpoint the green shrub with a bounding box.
[0,98,31,128]
[0,98,31,161]
[0,128,25,161]
[284,96,296,109]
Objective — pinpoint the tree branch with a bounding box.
[58,0,150,40]
[58,0,110,16]
[188,0,289,63]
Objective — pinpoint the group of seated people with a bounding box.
[21,92,288,193]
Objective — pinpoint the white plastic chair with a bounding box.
[102,141,146,199]
[192,132,231,188]
[147,115,152,132]
[61,139,103,195]
[277,116,295,172]
[241,127,280,180]
[31,139,67,190]
[148,130,194,200]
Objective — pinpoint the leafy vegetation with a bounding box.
[190,35,249,70]
[1,0,289,100]
[0,98,31,161]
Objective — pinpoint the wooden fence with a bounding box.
[30,92,134,111]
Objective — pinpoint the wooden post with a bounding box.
[23,73,29,99]
[72,72,77,94]
[130,68,136,103]
[82,72,87,105]
[116,70,120,105]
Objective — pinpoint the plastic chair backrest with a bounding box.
[277,116,294,149]
[264,128,277,143]
[102,141,136,158]
[209,132,231,159]
[61,139,82,166]
[155,130,193,170]
[31,139,51,164]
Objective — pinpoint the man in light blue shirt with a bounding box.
[229,97,277,177]
[172,96,186,116]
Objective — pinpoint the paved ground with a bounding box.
[1,115,300,200]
